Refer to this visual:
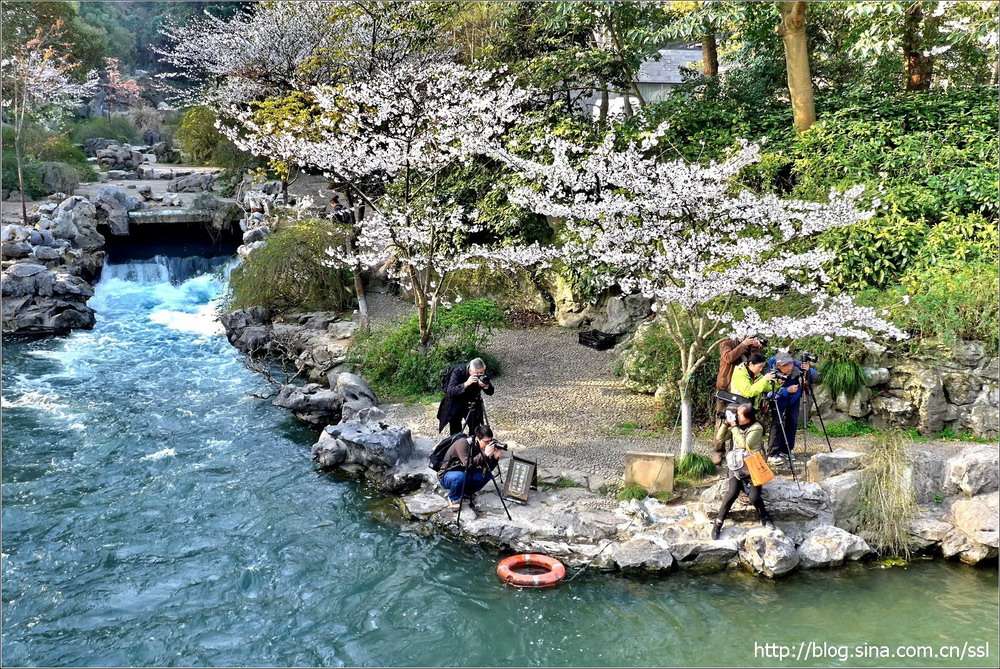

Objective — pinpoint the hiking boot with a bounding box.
[711,520,723,540]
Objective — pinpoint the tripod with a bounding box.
[455,398,512,524]
[802,382,833,453]
[764,393,800,488]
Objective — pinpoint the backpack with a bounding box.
[440,362,465,393]
[428,432,468,472]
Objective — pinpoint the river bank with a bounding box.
[3,252,997,667]
[219,307,998,578]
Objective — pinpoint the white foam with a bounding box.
[141,448,176,461]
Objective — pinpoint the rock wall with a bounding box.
[2,195,107,335]
[812,340,999,440]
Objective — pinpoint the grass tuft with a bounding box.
[856,430,917,559]
[675,452,716,480]
[616,483,649,502]
[819,359,868,398]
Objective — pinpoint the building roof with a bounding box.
[636,48,703,84]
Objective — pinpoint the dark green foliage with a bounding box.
[808,420,875,439]
[675,453,716,480]
[71,116,140,144]
[616,484,649,502]
[348,299,506,398]
[819,360,868,399]
[1,150,45,197]
[227,219,354,314]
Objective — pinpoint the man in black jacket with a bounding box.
[437,358,494,434]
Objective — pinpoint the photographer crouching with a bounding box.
[438,425,506,511]
[766,352,819,466]
[712,404,774,539]
[437,358,494,435]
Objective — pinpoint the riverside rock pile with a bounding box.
[1,195,106,335]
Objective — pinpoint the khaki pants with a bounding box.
[712,398,731,455]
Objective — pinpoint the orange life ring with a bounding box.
[496,553,566,588]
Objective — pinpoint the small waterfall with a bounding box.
[100,254,233,285]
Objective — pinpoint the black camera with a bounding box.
[755,336,769,350]
[800,351,818,364]
[492,440,509,451]
[475,373,490,385]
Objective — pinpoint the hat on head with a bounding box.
[774,351,794,365]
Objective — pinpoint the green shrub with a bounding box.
[348,298,506,398]
[675,452,716,480]
[809,420,875,438]
[228,219,355,313]
[175,106,227,164]
[912,212,998,270]
[617,322,719,426]
[818,359,867,399]
[857,431,917,559]
[71,116,139,144]
[616,484,649,502]
[1,151,45,197]
[820,215,927,291]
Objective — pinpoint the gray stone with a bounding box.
[797,525,871,568]
[943,373,981,406]
[819,470,863,531]
[612,535,675,572]
[167,172,216,193]
[701,478,832,523]
[401,492,449,519]
[32,245,63,261]
[738,527,800,577]
[317,420,414,470]
[835,386,872,418]
[950,492,998,549]
[38,161,79,195]
[908,509,953,551]
[242,226,269,244]
[943,445,998,497]
[1,240,32,259]
[335,372,379,423]
[669,538,739,574]
[593,294,652,336]
[273,383,343,426]
[806,450,865,483]
[94,186,142,236]
[951,340,987,367]
[862,367,890,386]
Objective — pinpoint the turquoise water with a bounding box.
[2,256,997,667]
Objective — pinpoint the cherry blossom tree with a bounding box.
[494,127,906,455]
[1,27,96,223]
[225,61,552,345]
[98,57,142,118]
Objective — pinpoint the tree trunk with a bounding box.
[598,81,609,127]
[344,191,369,329]
[903,3,933,90]
[14,132,27,224]
[702,33,719,77]
[678,379,694,456]
[416,297,430,347]
[623,92,634,119]
[776,1,816,132]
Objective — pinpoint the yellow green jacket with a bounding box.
[729,364,776,405]
[731,422,764,453]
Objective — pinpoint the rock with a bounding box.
[906,448,948,504]
[242,226,269,244]
[93,185,142,236]
[335,372,379,422]
[313,420,415,474]
[612,535,675,572]
[941,527,997,565]
[701,478,832,523]
[592,294,652,336]
[83,137,119,156]
[862,367,890,386]
[50,196,104,251]
[963,402,999,441]
[835,386,872,418]
[273,383,343,426]
[738,527,800,577]
[32,245,63,261]
[908,508,953,552]
[137,184,153,200]
[942,372,981,406]
[38,161,79,195]
[950,492,998,548]
[943,444,998,497]
[818,470,863,531]
[661,537,736,573]
[1,240,32,259]
[401,492,449,520]
[797,525,871,568]
[167,172,216,193]
[951,340,987,367]
[220,307,272,353]
[806,450,865,482]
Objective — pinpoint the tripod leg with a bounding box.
[488,465,513,521]
[455,463,470,525]
[810,388,834,453]
[772,399,799,488]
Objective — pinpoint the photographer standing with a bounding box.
[712,404,774,539]
[438,425,505,511]
[437,358,494,435]
[766,352,819,465]
[710,336,763,465]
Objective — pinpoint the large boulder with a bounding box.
[93,185,142,236]
[738,527,800,578]
[819,470,864,531]
[668,537,739,574]
[168,172,216,193]
[335,372,379,422]
[220,307,273,354]
[312,420,415,473]
[48,196,105,251]
[592,294,652,336]
[272,383,343,426]
[908,509,954,552]
[38,161,79,196]
[612,535,675,573]
[806,450,865,482]
[950,492,998,549]
[943,444,998,497]
[797,525,871,568]
[700,478,832,523]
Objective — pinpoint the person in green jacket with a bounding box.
[712,403,774,539]
[713,352,776,451]
[729,352,777,407]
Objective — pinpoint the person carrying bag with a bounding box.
[712,404,775,540]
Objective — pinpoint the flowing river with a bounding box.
[2,254,997,667]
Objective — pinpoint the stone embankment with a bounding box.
[223,318,997,577]
[2,195,107,335]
